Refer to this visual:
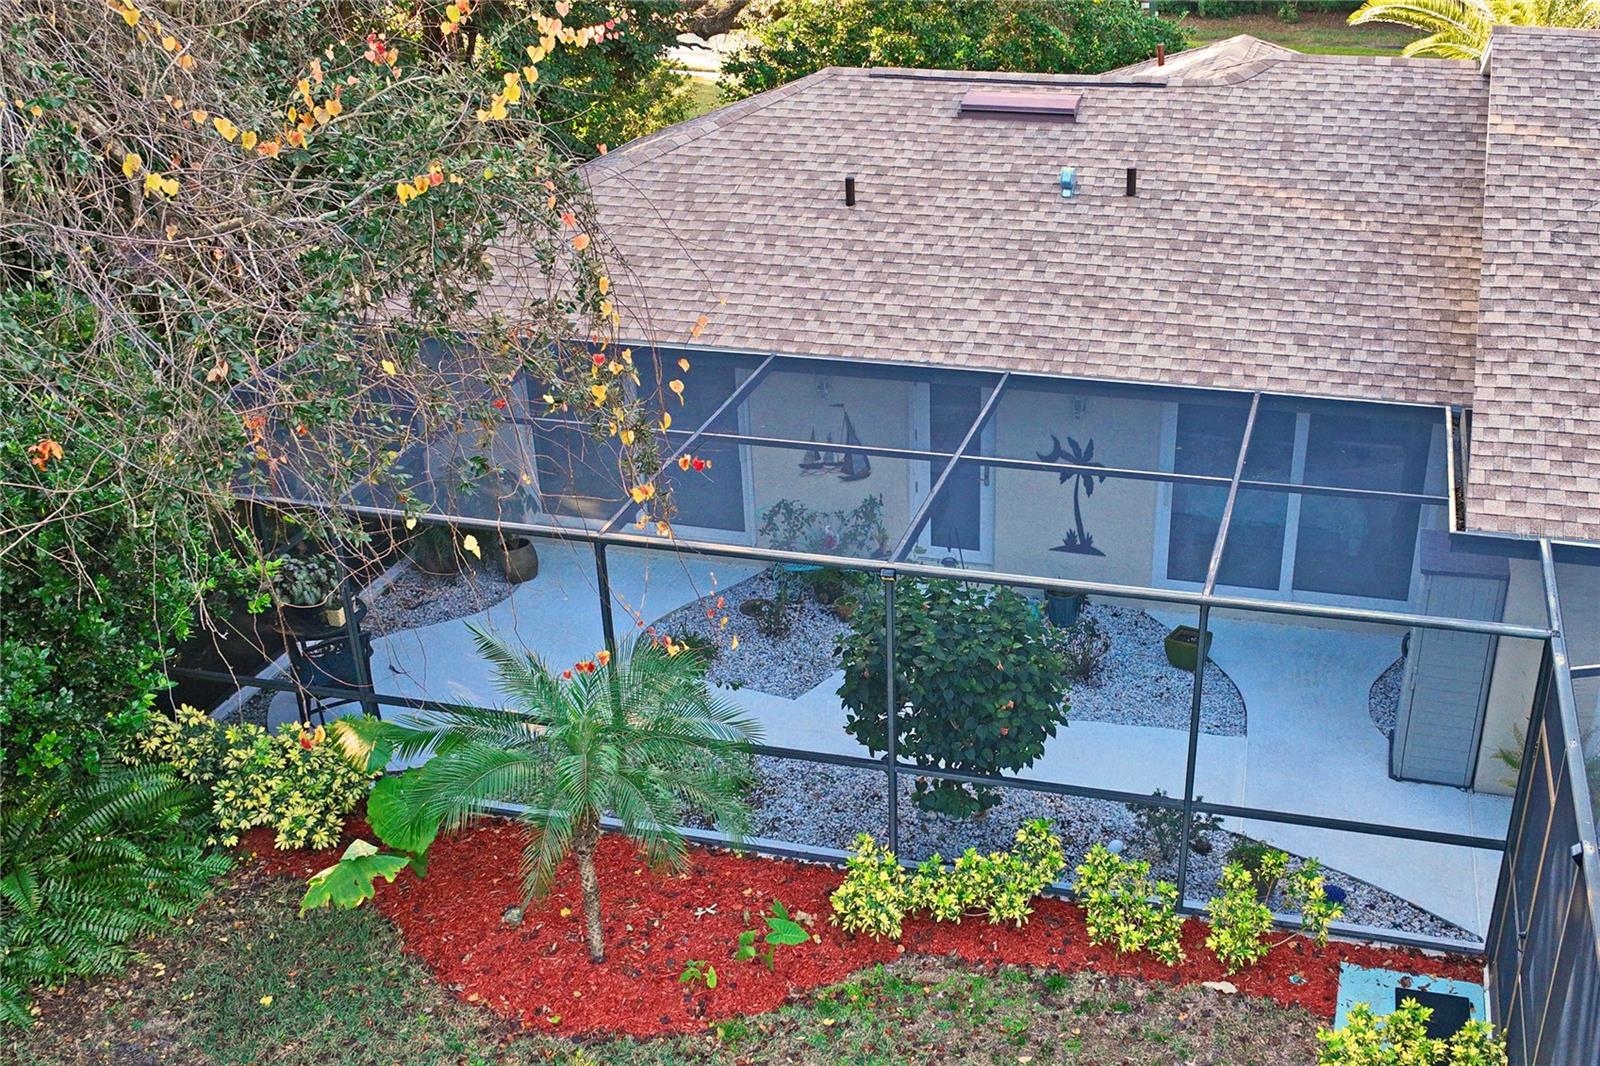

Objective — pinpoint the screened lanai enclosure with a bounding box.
[191,346,1600,1062]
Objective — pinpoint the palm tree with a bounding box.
[336,628,760,963]
[1348,0,1600,60]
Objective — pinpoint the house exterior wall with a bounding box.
[1475,558,1547,795]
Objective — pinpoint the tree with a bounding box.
[723,0,1186,99]
[330,629,761,963]
[1348,0,1600,59]
[837,579,1071,817]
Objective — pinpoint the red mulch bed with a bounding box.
[237,819,1484,1039]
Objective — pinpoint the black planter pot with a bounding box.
[500,535,539,584]
[1045,591,1084,627]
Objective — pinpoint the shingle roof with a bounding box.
[1465,27,1600,541]
[567,46,1488,406]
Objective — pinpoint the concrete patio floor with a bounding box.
[253,541,1509,936]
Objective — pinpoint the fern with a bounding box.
[0,767,230,1026]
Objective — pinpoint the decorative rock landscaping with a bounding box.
[744,755,1475,943]
[1067,603,1247,736]
[645,568,852,699]
[1369,656,1404,738]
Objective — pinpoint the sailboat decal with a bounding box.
[837,410,872,482]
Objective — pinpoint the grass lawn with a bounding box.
[1169,10,1424,56]
[6,869,1325,1065]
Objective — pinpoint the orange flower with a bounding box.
[596,649,612,666]
[27,438,63,470]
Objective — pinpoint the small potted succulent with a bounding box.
[273,555,345,627]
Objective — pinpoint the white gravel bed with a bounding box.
[364,560,516,638]
[1369,656,1404,738]
[1068,604,1247,736]
[645,569,851,699]
[744,755,1474,942]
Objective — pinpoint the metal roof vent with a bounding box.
[959,87,1081,119]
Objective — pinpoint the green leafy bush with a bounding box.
[734,900,812,970]
[1044,613,1111,684]
[1205,862,1277,973]
[907,819,1066,926]
[725,0,1187,99]
[1317,1000,1508,1065]
[1205,850,1344,972]
[1071,843,1186,965]
[832,821,1065,937]
[837,578,1070,817]
[0,767,230,1026]
[131,704,372,850]
[830,834,909,939]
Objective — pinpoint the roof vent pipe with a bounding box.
[1156,44,1166,66]
[844,175,856,207]
[1126,167,1137,197]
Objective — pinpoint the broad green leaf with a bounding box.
[299,839,411,915]
[366,773,440,856]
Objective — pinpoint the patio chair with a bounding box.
[286,629,378,728]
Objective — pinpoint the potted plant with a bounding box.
[273,555,345,627]
[498,533,539,584]
[1045,590,1084,626]
[1164,624,1212,672]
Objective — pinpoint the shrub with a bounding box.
[1044,614,1111,684]
[1071,844,1186,964]
[831,833,909,939]
[832,821,1065,936]
[1206,851,1344,972]
[1131,789,1223,861]
[1205,863,1277,973]
[838,578,1070,817]
[0,767,230,1025]
[758,497,889,558]
[1316,1000,1508,1065]
[131,704,372,850]
[907,819,1067,926]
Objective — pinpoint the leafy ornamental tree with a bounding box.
[1349,0,1600,59]
[837,579,1070,817]
[318,629,761,963]
[723,0,1187,99]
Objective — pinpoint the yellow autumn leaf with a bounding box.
[619,428,635,446]
[597,275,610,295]
[121,152,141,178]
[118,5,140,27]
[381,359,397,374]
[240,130,257,151]
[668,380,684,399]
[590,382,608,405]
[660,412,672,431]
[461,534,481,559]
[482,167,495,180]
[730,635,740,651]
[678,357,691,372]
[191,109,208,123]
[324,97,342,118]
[405,517,418,530]
[523,65,539,84]
[489,97,508,120]
[503,80,522,105]
[445,3,461,21]
[161,35,178,51]
[177,53,195,71]
[213,116,238,142]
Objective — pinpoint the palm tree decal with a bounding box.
[1038,434,1107,556]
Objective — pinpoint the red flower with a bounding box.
[691,457,707,472]
[492,397,508,410]
[592,353,607,367]
[299,733,315,750]
[562,669,573,680]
